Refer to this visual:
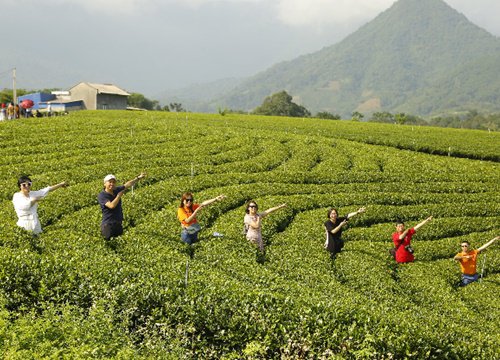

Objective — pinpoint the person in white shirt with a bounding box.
[12,175,68,234]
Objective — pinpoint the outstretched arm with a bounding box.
[48,181,69,192]
[29,181,69,206]
[477,236,499,253]
[124,172,147,189]
[346,207,366,220]
[200,194,226,207]
[414,216,433,232]
[261,203,287,218]
[183,195,225,224]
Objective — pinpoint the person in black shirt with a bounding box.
[324,206,366,259]
[98,173,146,240]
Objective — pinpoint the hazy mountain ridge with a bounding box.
[154,77,244,111]
[164,0,500,117]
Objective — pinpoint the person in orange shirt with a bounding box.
[454,236,498,286]
[177,192,226,245]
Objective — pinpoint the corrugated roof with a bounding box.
[87,82,130,96]
[70,82,130,96]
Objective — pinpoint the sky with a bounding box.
[1,0,499,98]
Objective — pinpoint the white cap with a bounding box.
[103,174,117,183]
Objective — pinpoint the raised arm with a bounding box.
[48,181,69,192]
[260,203,287,218]
[346,207,366,220]
[200,194,226,207]
[477,236,499,253]
[414,216,433,232]
[124,172,146,189]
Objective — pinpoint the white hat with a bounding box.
[103,174,117,183]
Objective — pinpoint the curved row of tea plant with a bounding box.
[0,111,498,358]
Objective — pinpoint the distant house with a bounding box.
[17,92,55,110]
[40,100,84,113]
[69,82,130,110]
[17,92,84,113]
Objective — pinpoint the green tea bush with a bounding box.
[0,111,498,358]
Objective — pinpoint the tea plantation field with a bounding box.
[0,111,499,359]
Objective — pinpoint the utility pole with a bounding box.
[12,68,17,104]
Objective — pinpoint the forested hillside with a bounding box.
[168,0,500,118]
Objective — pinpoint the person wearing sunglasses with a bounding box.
[392,216,433,263]
[98,173,146,241]
[324,207,366,260]
[454,236,498,286]
[177,192,226,245]
[12,175,69,234]
[244,201,287,252]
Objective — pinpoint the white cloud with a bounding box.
[8,0,150,14]
[180,0,264,7]
[273,0,396,27]
[17,0,265,13]
[8,0,499,35]
[10,0,394,19]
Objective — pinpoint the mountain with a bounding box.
[154,77,243,112]
[168,0,500,117]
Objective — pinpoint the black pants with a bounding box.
[101,222,123,240]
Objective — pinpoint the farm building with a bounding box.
[40,100,84,113]
[17,92,83,113]
[69,82,130,110]
[17,92,55,110]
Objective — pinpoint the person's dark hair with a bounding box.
[395,220,405,226]
[17,175,32,189]
[327,208,338,218]
[246,200,258,214]
[180,192,194,209]
[461,241,470,246]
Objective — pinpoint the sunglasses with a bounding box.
[185,198,193,202]
[21,182,32,187]
[248,205,258,208]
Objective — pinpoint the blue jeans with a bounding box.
[460,273,479,286]
[181,229,198,245]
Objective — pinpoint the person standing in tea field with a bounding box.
[98,173,146,240]
[7,102,15,120]
[12,175,69,234]
[0,103,6,121]
[244,200,287,252]
[177,192,226,245]
[324,207,366,260]
[391,216,433,263]
[454,236,498,286]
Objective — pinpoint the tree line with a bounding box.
[249,90,499,131]
[3,88,498,131]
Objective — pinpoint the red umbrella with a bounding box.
[21,99,34,109]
